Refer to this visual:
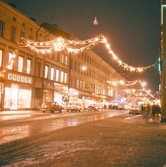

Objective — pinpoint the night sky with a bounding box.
[3,0,160,93]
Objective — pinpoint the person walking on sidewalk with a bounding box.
[151,103,161,120]
[144,103,151,121]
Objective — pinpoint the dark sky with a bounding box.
[4,0,160,93]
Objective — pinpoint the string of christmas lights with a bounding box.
[19,34,158,72]
[1,34,159,74]
[107,79,146,87]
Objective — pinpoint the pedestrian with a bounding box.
[155,104,161,119]
[151,103,156,120]
[144,103,151,121]
[151,103,161,120]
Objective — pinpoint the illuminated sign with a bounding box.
[8,73,32,84]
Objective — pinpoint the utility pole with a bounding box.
[160,0,166,122]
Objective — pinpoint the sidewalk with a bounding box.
[0,110,40,114]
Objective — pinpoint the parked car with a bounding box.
[40,101,63,113]
[118,103,125,110]
[129,105,141,115]
[87,104,99,111]
[64,103,82,112]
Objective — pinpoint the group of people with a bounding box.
[141,103,161,120]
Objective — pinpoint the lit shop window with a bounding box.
[0,50,2,67]
[18,56,23,72]
[26,59,31,74]
[50,67,54,80]
[55,69,59,82]
[44,65,48,78]
[8,53,14,70]
[4,85,31,109]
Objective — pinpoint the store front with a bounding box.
[54,83,68,106]
[43,81,68,106]
[4,72,33,110]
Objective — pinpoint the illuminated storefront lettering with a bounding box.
[8,73,32,84]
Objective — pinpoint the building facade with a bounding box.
[0,1,126,111]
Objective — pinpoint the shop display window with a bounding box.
[4,85,31,109]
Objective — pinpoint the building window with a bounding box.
[44,65,48,78]
[36,61,41,76]
[27,59,31,74]
[29,35,33,40]
[61,54,64,64]
[0,50,2,67]
[76,79,79,89]
[74,61,76,71]
[61,71,64,83]
[18,56,24,72]
[83,81,85,90]
[56,69,59,82]
[80,80,83,89]
[64,72,67,83]
[20,31,25,38]
[10,26,16,42]
[0,20,5,37]
[78,63,80,73]
[65,55,68,65]
[57,53,60,62]
[50,67,54,80]
[8,53,14,70]
[70,59,73,70]
[13,17,16,21]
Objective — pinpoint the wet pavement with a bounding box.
[0,109,129,145]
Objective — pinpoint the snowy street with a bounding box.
[1,110,166,167]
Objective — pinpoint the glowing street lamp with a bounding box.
[82,66,86,71]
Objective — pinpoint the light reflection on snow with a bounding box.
[1,114,31,120]
[0,125,29,144]
[0,110,129,145]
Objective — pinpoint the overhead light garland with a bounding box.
[0,49,18,74]
[1,34,159,74]
[107,79,146,87]
[19,34,158,72]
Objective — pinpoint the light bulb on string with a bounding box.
[93,17,98,25]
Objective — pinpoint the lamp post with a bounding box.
[81,66,87,110]
[160,0,166,122]
[0,70,5,111]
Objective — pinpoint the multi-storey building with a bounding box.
[0,1,126,111]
